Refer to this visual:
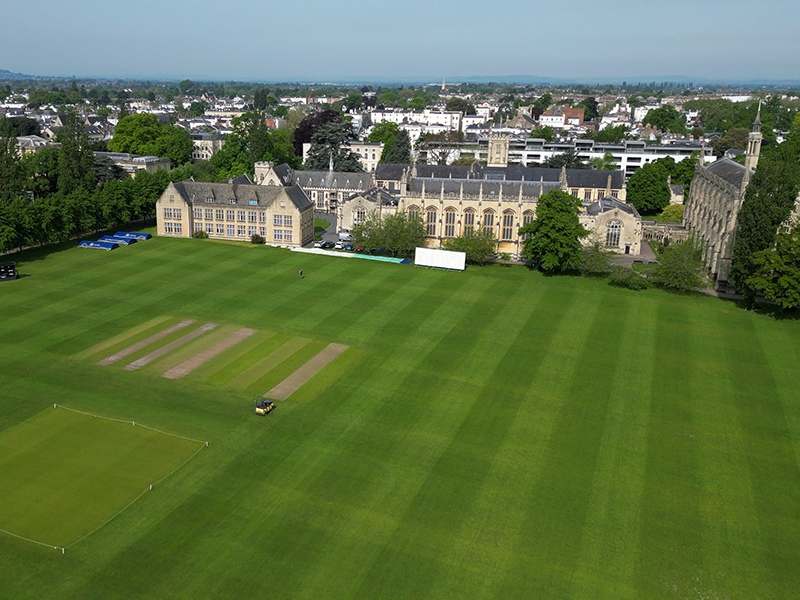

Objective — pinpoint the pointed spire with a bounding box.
[753,100,762,133]
[328,151,334,172]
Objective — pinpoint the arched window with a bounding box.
[606,219,622,247]
[426,207,437,236]
[501,210,515,240]
[482,210,495,235]
[444,208,457,237]
[521,210,535,240]
[463,209,476,234]
[408,206,420,222]
[355,207,366,224]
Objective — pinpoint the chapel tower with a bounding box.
[745,101,762,172]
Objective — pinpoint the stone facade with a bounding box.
[156,180,314,247]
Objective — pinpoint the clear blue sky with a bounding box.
[3,0,798,82]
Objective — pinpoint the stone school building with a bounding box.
[156,181,314,247]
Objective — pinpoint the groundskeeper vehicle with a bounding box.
[254,396,275,415]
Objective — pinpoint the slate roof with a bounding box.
[375,163,409,181]
[348,187,398,206]
[172,181,312,211]
[670,184,685,195]
[272,163,293,185]
[290,170,373,190]
[408,178,559,199]
[585,197,640,218]
[705,157,749,188]
[374,163,624,189]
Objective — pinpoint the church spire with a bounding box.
[745,100,763,173]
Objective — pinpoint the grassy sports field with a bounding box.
[1,233,799,599]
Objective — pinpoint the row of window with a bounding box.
[189,222,293,241]
[163,208,182,219]
[187,208,293,226]
[164,222,183,234]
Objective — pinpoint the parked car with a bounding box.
[322,241,335,249]
[334,242,345,249]
[313,240,325,248]
[354,246,364,252]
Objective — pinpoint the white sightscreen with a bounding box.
[414,247,466,271]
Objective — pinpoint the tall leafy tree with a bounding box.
[350,209,423,257]
[651,237,706,293]
[745,226,800,312]
[519,190,588,272]
[643,105,686,134]
[383,129,411,163]
[626,161,671,214]
[109,114,194,166]
[55,109,95,195]
[303,122,363,172]
[292,109,341,156]
[730,141,800,299]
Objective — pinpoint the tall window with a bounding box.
[174,209,182,219]
[502,211,515,241]
[193,208,202,220]
[426,208,437,236]
[215,209,224,220]
[163,208,173,219]
[464,209,475,234]
[408,206,420,222]
[226,210,234,221]
[482,210,495,235]
[248,211,257,222]
[274,214,283,226]
[355,208,366,224]
[205,209,213,220]
[584,190,592,201]
[521,210,535,240]
[237,210,245,222]
[284,215,293,227]
[444,209,456,237]
[606,220,622,247]
[258,212,266,223]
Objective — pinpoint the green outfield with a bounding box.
[1,233,799,599]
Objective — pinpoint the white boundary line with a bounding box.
[0,404,209,553]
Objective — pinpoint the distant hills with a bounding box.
[2,67,799,88]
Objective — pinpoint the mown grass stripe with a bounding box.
[230,337,311,390]
[73,316,173,360]
[98,319,197,365]
[637,302,704,599]
[568,296,657,599]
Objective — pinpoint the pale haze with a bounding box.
[2,0,798,82]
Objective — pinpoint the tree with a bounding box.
[368,122,400,161]
[0,118,27,204]
[187,101,208,116]
[55,109,95,195]
[445,98,476,115]
[211,111,299,178]
[383,129,411,163]
[710,127,749,157]
[580,242,615,276]
[730,141,800,298]
[350,209,424,257]
[178,79,195,95]
[643,105,686,134]
[533,92,552,111]
[253,88,268,111]
[541,149,587,169]
[292,109,341,156]
[588,152,617,170]
[650,237,706,293]
[303,121,363,172]
[108,113,194,166]
[577,97,599,121]
[528,126,555,141]
[626,161,671,214]
[5,116,40,136]
[518,190,589,272]
[442,228,497,265]
[417,131,462,165]
[345,93,363,111]
[745,226,800,312]
[590,124,630,143]
[658,204,684,223]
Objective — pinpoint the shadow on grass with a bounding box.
[1,222,156,266]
